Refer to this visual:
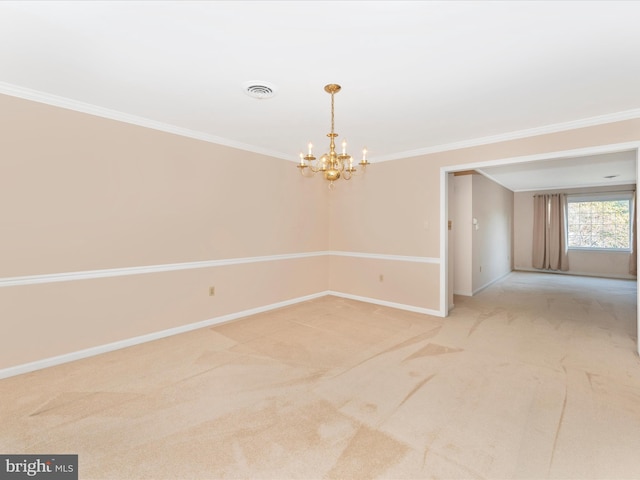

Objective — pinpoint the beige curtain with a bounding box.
[532,195,547,269]
[630,191,637,275]
[532,194,569,271]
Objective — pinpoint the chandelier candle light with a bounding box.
[298,84,369,188]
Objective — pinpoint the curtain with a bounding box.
[532,193,569,271]
[532,195,547,269]
[630,191,637,275]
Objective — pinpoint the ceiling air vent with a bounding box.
[243,81,277,99]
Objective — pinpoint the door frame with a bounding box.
[439,141,640,355]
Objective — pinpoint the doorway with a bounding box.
[440,142,640,354]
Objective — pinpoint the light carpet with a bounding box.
[1,271,639,479]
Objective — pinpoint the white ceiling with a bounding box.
[477,150,637,192]
[0,1,639,189]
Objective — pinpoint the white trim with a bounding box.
[453,290,474,297]
[568,192,634,202]
[0,252,329,288]
[0,290,439,379]
[0,291,329,380]
[0,81,292,161]
[636,149,640,357]
[510,179,636,193]
[328,291,442,317]
[440,167,448,317]
[446,142,640,173]
[514,267,636,281]
[373,112,640,163]
[2,81,639,166]
[568,247,631,253]
[0,251,437,288]
[329,251,439,264]
[472,271,513,295]
[475,167,635,194]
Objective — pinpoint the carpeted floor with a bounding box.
[1,272,639,479]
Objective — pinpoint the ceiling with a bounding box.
[0,1,639,189]
[477,150,637,192]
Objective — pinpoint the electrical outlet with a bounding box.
[379,274,384,282]
[209,286,215,296]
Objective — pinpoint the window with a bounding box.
[567,194,632,250]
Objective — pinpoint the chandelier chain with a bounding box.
[330,91,335,135]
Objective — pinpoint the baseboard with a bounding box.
[514,267,636,281]
[0,291,329,380]
[0,290,440,379]
[453,289,473,297]
[453,272,513,297]
[328,291,443,317]
[472,271,514,295]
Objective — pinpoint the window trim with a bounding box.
[566,193,633,252]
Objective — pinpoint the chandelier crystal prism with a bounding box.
[297,84,369,188]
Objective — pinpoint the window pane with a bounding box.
[567,199,630,249]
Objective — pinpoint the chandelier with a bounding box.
[297,84,369,188]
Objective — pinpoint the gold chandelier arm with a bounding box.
[298,84,369,187]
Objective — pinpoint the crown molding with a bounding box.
[374,109,640,163]
[0,81,292,161]
[3,81,638,164]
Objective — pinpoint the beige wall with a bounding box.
[327,156,441,312]
[471,173,513,293]
[1,95,329,275]
[0,258,328,368]
[452,175,473,295]
[328,118,640,315]
[451,173,513,296]
[514,184,636,278]
[0,94,329,370]
[2,91,640,373]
